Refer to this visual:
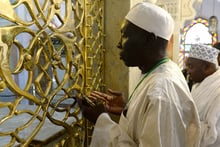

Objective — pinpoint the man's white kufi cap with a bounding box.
[189,44,219,65]
[143,0,157,4]
[125,2,174,40]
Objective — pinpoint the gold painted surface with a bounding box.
[181,0,195,20]
[0,0,104,146]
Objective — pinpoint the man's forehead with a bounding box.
[187,57,204,64]
[120,20,129,31]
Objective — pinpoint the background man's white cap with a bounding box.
[125,2,174,40]
[189,44,219,65]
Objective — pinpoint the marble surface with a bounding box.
[0,104,79,146]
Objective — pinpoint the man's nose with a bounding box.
[117,41,122,49]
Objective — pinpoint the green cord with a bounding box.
[128,58,169,102]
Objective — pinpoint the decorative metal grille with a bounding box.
[0,0,104,146]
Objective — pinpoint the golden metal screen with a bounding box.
[0,0,104,146]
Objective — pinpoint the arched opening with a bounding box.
[178,17,218,69]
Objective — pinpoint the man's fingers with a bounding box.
[107,89,122,96]
[89,95,108,104]
[90,91,112,101]
[90,91,105,98]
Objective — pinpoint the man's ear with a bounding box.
[203,62,217,75]
[200,62,210,74]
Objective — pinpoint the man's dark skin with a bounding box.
[78,20,169,124]
[186,57,217,83]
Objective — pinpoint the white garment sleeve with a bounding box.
[137,92,199,147]
[90,113,137,147]
[200,97,220,147]
[137,96,182,147]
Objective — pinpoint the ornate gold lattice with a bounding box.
[0,0,104,146]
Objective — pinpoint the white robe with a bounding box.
[90,60,201,147]
[191,68,220,147]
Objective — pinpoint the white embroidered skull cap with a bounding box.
[189,44,219,65]
[125,2,174,40]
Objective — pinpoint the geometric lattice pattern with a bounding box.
[189,44,219,64]
[0,0,104,146]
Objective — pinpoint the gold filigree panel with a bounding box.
[0,0,104,146]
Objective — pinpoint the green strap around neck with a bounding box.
[128,58,169,102]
